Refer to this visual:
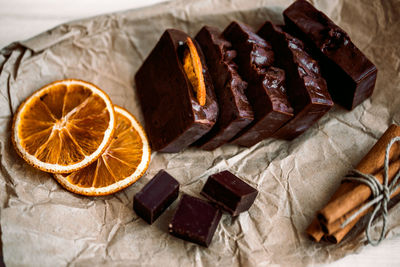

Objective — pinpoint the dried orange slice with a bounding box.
[183,37,206,106]
[12,79,115,173]
[54,106,151,196]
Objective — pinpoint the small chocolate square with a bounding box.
[169,194,221,247]
[134,170,179,224]
[201,171,258,216]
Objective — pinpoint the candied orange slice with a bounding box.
[183,37,206,106]
[54,106,151,196]
[12,79,115,173]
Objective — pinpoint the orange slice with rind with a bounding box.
[183,37,206,106]
[12,79,115,173]
[54,106,151,196]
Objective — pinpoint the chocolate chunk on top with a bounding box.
[283,0,377,110]
[223,21,293,147]
[257,21,333,140]
[193,26,254,150]
[201,170,258,216]
[169,194,221,247]
[134,170,179,224]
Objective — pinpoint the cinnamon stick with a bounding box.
[325,217,359,244]
[323,205,370,236]
[322,160,400,235]
[318,124,400,224]
[306,182,354,241]
[306,124,400,243]
[326,181,400,244]
[306,219,324,242]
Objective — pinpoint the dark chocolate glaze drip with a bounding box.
[262,67,291,113]
[283,0,377,109]
[222,21,294,146]
[208,27,253,119]
[296,5,350,53]
[247,33,274,76]
[279,25,332,106]
[258,21,333,140]
[283,0,376,82]
[223,21,293,115]
[193,26,254,150]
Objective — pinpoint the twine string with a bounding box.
[341,136,400,246]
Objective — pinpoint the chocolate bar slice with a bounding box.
[169,194,221,247]
[283,0,377,110]
[135,29,218,152]
[193,26,254,150]
[258,22,333,140]
[133,170,179,224]
[223,21,294,147]
[201,171,258,216]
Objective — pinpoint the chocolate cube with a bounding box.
[134,170,179,224]
[169,194,221,247]
[283,0,377,110]
[201,171,258,216]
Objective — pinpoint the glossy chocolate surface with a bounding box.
[135,29,218,152]
[283,0,377,110]
[194,26,254,150]
[258,21,333,140]
[133,170,179,224]
[201,170,258,216]
[223,21,293,147]
[169,194,222,247]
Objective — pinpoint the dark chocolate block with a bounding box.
[223,21,294,147]
[134,170,179,224]
[258,22,333,140]
[283,0,377,110]
[135,29,219,152]
[201,171,258,216]
[169,194,221,247]
[193,26,254,150]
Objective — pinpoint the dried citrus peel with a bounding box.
[53,106,151,196]
[182,37,206,106]
[12,79,115,173]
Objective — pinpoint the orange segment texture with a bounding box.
[183,37,206,106]
[12,79,115,173]
[54,106,151,196]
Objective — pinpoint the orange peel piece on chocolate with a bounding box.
[183,37,206,106]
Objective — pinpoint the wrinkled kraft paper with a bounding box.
[1,0,400,266]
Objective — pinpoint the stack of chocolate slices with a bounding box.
[135,0,377,153]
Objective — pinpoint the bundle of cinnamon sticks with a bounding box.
[307,124,400,244]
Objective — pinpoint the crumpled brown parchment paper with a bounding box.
[1,0,400,266]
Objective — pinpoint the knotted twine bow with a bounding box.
[342,136,400,246]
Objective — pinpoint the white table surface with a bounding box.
[1,0,400,266]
